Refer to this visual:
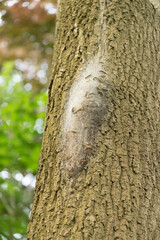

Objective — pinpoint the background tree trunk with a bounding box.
[28,0,160,239]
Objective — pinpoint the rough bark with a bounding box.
[28,0,160,239]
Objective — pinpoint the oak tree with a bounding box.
[28,0,160,239]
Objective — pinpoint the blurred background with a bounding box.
[0,0,56,239]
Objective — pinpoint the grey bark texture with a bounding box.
[28,0,160,239]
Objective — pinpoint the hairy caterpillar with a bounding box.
[60,57,111,176]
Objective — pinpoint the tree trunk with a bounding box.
[28,0,160,239]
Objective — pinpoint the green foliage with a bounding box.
[0,176,32,240]
[0,1,55,238]
[0,61,47,172]
[0,61,47,240]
